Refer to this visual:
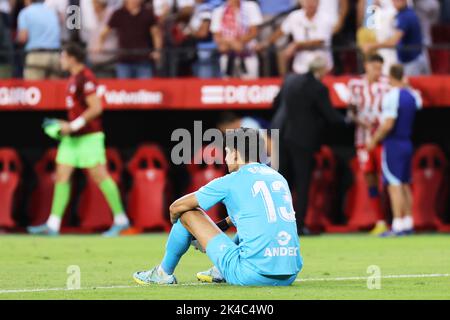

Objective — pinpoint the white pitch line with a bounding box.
[295,273,450,282]
[1,273,449,295]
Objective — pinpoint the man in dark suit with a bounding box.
[274,56,347,235]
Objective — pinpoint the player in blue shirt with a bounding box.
[133,128,302,286]
[367,64,422,236]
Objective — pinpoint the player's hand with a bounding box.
[366,139,376,152]
[59,121,72,136]
[283,43,298,60]
[254,41,268,53]
[170,212,181,225]
[191,239,206,253]
[360,43,376,54]
[150,50,162,64]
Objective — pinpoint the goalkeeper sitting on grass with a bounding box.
[28,43,129,237]
[133,128,303,286]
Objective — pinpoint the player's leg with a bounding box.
[196,233,239,283]
[358,146,387,235]
[133,209,230,285]
[132,219,191,285]
[365,172,387,235]
[401,183,414,234]
[386,184,405,235]
[28,163,74,235]
[87,164,129,237]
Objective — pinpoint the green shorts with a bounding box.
[56,132,106,168]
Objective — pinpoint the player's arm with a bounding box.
[169,193,200,224]
[317,86,347,125]
[362,30,404,53]
[150,24,163,63]
[366,118,395,151]
[60,93,102,135]
[96,26,112,51]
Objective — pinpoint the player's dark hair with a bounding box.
[217,111,240,126]
[63,42,86,63]
[364,53,384,64]
[224,128,266,163]
[390,64,404,81]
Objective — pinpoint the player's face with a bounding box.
[125,0,142,8]
[392,0,407,10]
[60,51,72,71]
[365,61,383,81]
[228,0,240,6]
[301,0,319,15]
[225,147,239,173]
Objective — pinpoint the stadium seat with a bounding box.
[127,144,171,231]
[344,157,379,230]
[0,148,22,228]
[411,144,448,230]
[77,148,123,231]
[186,145,226,223]
[305,146,337,232]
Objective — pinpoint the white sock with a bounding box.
[403,216,414,230]
[158,265,171,277]
[392,218,404,232]
[47,215,61,232]
[114,213,129,226]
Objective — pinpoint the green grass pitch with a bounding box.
[1,234,450,300]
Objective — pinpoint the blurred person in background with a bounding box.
[441,0,450,23]
[257,0,297,76]
[277,56,348,235]
[28,43,130,237]
[317,0,351,75]
[210,0,263,79]
[97,0,163,78]
[347,53,391,235]
[357,1,395,75]
[361,0,430,76]
[153,0,195,24]
[82,0,119,78]
[366,64,422,237]
[0,0,13,78]
[187,0,220,78]
[412,0,440,65]
[17,0,61,79]
[259,0,334,76]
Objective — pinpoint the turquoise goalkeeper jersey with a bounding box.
[195,162,302,276]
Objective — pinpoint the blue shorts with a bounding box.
[206,233,298,286]
[382,140,413,186]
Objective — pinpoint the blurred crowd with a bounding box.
[0,0,449,79]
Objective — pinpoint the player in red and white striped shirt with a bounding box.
[347,53,391,235]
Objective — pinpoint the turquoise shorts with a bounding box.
[206,233,298,286]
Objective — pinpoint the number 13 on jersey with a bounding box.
[252,180,296,223]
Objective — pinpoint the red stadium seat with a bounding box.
[344,157,379,230]
[411,144,448,230]
[77,148,124,231]
[186,145,226,222]
[0,148,22,228]
[305,146,337,232]
[127,144,171,231]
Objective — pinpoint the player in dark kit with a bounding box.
[28,43,129,237]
